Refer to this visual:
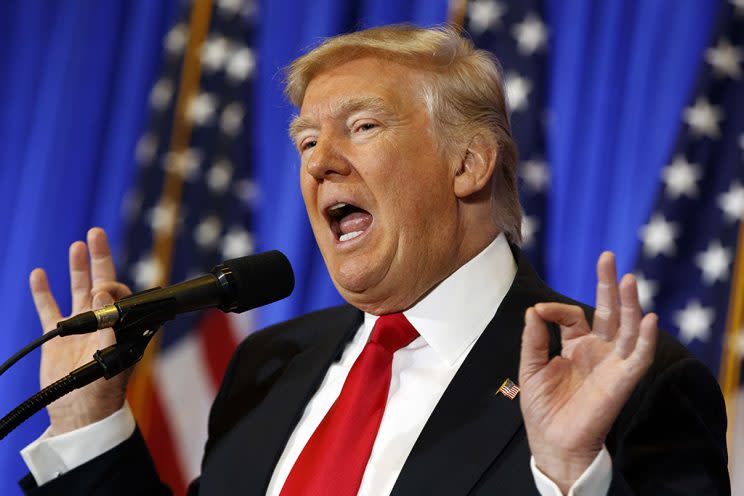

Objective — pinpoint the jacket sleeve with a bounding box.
[19,428,171,496]
[607,357,730,495]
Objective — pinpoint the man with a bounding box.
[20,25,728,495]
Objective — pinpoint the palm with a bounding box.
[517,252,658,489]
[522,332,635,452]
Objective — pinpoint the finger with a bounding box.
[69,241,92,314]
[519,307,550,383]
[593,251,620,341]
[29,268,63,332]
[92,292,118,348]
[92,281,131,301]
[615,274,642,358]
[87,227,117,289]
[628,313,658,373]
[533,303,591,340]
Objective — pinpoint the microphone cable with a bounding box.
[0,328,61,376]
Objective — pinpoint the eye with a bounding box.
[354,122,377,133]
[299,138,317,152]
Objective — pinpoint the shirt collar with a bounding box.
[364,233,517,366]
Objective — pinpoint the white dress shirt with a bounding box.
[22,234,610,495]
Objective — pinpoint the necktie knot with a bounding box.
[369,313,419,354]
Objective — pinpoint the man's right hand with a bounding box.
[30,227,132,436]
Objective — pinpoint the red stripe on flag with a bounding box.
[197,309,240,390]
[142,378,188,495]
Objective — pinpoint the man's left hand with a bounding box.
[518,252,658,493]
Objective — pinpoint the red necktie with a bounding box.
[280,313,419,496]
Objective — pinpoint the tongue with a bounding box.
[338,211,372,235]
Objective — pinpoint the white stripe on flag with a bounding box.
[154,333,217,482]
[229,309,255,342]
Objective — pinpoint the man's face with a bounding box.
[293,57,463,314]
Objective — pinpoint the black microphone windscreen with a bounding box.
[221,251,294,312]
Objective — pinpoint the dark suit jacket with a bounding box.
[21,250,730,495]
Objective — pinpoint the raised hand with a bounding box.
[30,228,132,435]
[518,252,658,492]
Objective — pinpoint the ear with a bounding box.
[453,133,498,199]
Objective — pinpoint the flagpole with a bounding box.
[127,0,214,438]
[719,219,744,452]
[448,0,467,29]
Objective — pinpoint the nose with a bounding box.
[304,136,351,181]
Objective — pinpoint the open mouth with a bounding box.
[327,202,373,242]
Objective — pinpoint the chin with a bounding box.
[332,259,380,294]
[333,272,420,316]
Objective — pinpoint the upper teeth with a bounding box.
[329,203,347,212]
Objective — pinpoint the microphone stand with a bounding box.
[0,297,179,440]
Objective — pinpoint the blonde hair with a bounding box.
[285,24,522,244]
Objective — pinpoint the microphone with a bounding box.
[56,250,294,336]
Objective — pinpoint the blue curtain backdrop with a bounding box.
[545,0,719,300]
[0,0,724,493]
[0,0,181,490]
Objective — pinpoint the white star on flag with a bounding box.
[234,179,260,205]
[165,23,188,55]
[505,72,533,113]
[150,79,174,111]
[732,0,744,16]
[673,300,715,344]
[207,159,234,194]
[512,13,548,56]
[705,37,743,79]
[467,0,507,35]
[146,201,179,235]
[121,190,143,222]
[695,240,732,285]
[717,181,744,222]
[194,216,222,248]
[187,93,218,126]
[683,97,724,139]
[222,228,255,259]
[164,149,202,181]
[220,102,245,136]
[135,134,158,166]
[661,155,701,199]
[639,214,679,257]
[217,0,243,16]
[226,47,256,83]
[201,36,231,73]
[131,255,165,290]
[520,158,549,192]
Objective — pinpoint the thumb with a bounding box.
[92,290,114,310]
[519,307,550,384]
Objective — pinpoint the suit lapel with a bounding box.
[391,252,560,496]
[199,305,363,496]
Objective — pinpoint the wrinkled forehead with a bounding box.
[289,58,430,137]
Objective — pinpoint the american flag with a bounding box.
[498,378,521,400]
[631,1,744,488]
[465,0,744,487]
[463,0,550,276]
[118,0,258,493]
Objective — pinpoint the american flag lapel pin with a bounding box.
[497,378,520,400]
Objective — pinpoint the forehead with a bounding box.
[299,57,426,118]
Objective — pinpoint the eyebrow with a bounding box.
[288,95,393,143]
